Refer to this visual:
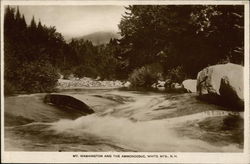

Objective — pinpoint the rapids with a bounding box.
[4,89,243,152]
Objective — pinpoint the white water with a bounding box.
[48,114,240,152]
[4,89,243,152]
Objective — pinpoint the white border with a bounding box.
[1,1,249,163]
[0,0,249,5]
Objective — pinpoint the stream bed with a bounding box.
[4,89,244,152]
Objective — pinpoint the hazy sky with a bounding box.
[16,5,126,38]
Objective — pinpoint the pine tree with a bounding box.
[30,16,37,29]
[4,6,15,37]
[4,7,61,93]
[20,14,27,29]
[15,6,21,22]
[118,5,244,78]
[37,20,43,30]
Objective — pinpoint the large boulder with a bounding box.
[182,79,197,93]
[197,63,244,109]
[44,94,94,114]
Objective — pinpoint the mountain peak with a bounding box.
[71,31,121,45]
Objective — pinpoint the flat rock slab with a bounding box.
[44,94,95,114]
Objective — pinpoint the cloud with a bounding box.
[17,5,125,37]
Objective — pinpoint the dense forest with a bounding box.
[4,5,244,93]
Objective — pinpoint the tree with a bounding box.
[118,5,244,78]
[30,16,37,29]
[4,6,63,94]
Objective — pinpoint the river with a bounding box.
[4,89,243,152]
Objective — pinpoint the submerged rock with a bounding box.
[182,79,197,93]
[44,94,94,114]
[197,63,244,110]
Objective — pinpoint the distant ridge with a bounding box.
[72,31,120,45]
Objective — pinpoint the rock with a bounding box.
[123,81,131,88]
[151,83,157,88]
[67,74,75,80]
[171,83,182,89]
[59,73,64,79]
[164,79,186,92]
[182,79,197,93]
[95,76,101,80]
[164,79,172,88]
[166,82,185,93]
[197,63,244,109]
[44,94,95,114]
[157,80,165,88]
[150,80,166,91]
[57,77,124,89]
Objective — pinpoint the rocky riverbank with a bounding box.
[57,63,244,110]
[56,77,129,90]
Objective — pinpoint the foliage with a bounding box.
[21,61,59,92]
[128,64,163,88]
[68,38,122,79]
[4,81,16,95]
[4,6,63,93]
[6,61,59,93]
[118,5,244,78]
[4,5,244,92]
[60,69,72,80]
[96,39,123,80]
[74,65,99,78]
[4,6,124,94]
[165,66,186,83]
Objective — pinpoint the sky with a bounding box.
[16,5,126,38]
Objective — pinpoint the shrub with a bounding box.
[128,64,163,88]
[61,69,72,80]
[74,65,98,78]
[4,80,16,95]
[99,57,119,80]
[5,61,60,93]
[165,66,186,83]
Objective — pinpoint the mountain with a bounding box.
[72,31,121,45]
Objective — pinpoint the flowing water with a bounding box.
[4,89,243,152]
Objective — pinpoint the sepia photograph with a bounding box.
[1,0,249,163]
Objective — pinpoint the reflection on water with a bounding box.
[4,90,243,152]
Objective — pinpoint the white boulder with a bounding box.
[197,63,244,109]
[182,79,197,93]
[157,80,166,88]
[123,81,131,88]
